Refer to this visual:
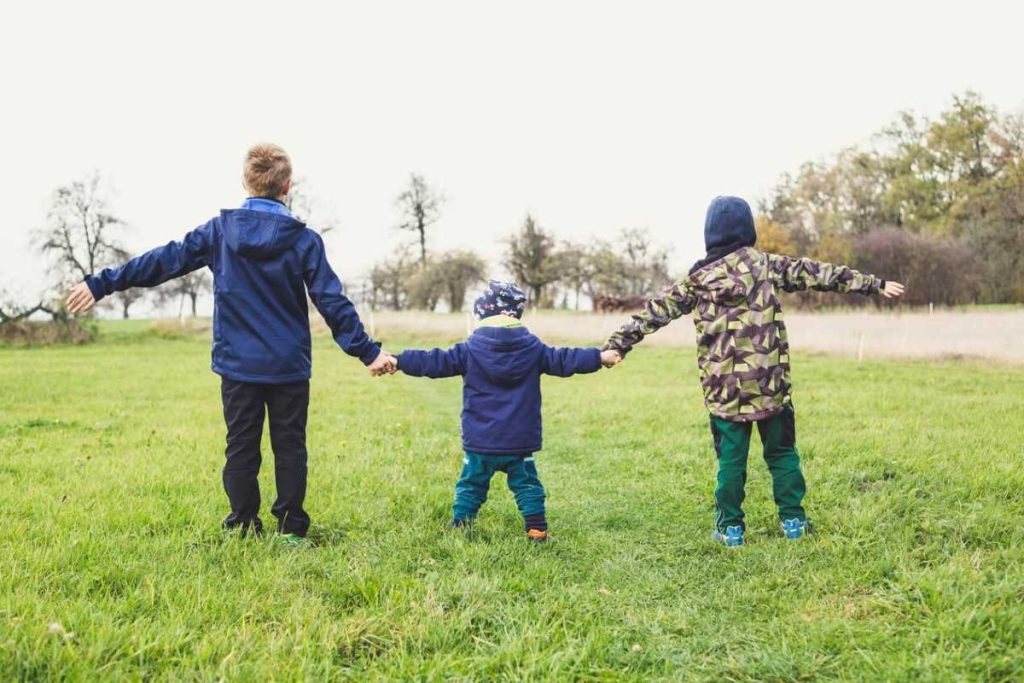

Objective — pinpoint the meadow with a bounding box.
[2,319,1023,681]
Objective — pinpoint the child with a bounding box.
[602,196,904,547]
[65,143,396,545]
[392,280,618,542]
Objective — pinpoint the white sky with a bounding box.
[2,0,1022,311]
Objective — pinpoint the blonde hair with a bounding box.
[243,143,292,198]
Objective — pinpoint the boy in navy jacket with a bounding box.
[66,144,396,544]
[394,281,618,541]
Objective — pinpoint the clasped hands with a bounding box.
[367,350,399,377]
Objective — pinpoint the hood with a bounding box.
[220,209,306,261]
[704,196,756,252]
[466,326,542,385]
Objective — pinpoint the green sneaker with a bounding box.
[275,533,308,548]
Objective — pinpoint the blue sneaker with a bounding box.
[781,518,811,539]
[711,525,745,547]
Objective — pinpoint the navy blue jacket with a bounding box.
[85,207,380,383]
[396,325,601,455]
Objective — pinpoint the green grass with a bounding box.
[2,322,1023,681]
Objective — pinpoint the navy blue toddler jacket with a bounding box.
[396,326,601,455]
[85,204,380,383]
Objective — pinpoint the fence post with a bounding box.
[466,313,474,336]
[929,302,934,315]
[857,332,865,363]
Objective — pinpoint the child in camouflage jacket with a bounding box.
[603,196,904,547]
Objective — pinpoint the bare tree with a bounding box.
[619,228,672,296]
[369,247,416,310]
[115,288,146,320]
[35,172,126,285]
[0,298,61,325]
[395,174,444,265]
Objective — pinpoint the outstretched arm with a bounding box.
[765,253,886,295]
[67,220,214,313]
[540,345,602,377]
[603,279,698,358]
[396,344,468,378]
[303,232,384,367]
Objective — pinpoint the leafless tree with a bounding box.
[395,174,444,265]
[0,288,62,325]
[34,172,126,285]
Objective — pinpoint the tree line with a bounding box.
[759,91,1024,306]
[368,181,672,312]
[5,90,1023,327]
[3,167,671,321]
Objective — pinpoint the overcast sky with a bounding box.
[2,0,1022,310]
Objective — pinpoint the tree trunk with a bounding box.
[122,302,130,319]
[418,222,427,265]
[190,293,198,318]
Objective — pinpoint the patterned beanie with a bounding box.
[473,280,528,320]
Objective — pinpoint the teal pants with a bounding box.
[710,404,806,531]
[453,453,546,522]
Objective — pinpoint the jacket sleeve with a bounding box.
[396,344,467,378]
[540,345,602,377]
[766,253,881,295]
[84,219,214,301]
[604,279,698,356]
[303,232,381,365]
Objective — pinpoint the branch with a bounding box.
[0,302,49,324]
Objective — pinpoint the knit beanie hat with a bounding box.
[473,280,527,320]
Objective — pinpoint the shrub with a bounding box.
[853,228,982,306]
[0,319,95,347]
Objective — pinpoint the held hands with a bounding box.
[881,281,905,299]
[600,349,622,368]
[367,350,398,377]
[66,283,96,314]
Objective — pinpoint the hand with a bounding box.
[600,349,622,368]
[66,282,96,314]
[881,281,905,299]
[367,351,398,377]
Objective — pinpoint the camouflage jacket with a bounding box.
[605,247,882,422]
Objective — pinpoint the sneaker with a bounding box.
[526,528,548,543]
[781,518,812,540]
[275,533,308,548]
[711,525,745,547]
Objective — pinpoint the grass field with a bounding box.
[2,320,1024,681]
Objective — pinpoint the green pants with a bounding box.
[710,404,806,531]
[453,453,546,522]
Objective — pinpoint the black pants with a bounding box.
[221,378,310,536]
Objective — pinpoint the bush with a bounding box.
[0,319,95,347]
[853,228,982,306]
